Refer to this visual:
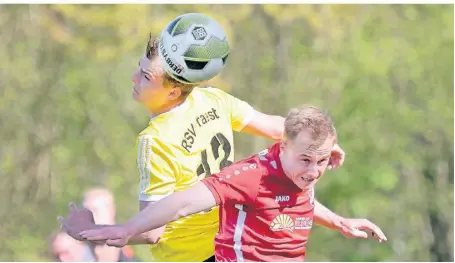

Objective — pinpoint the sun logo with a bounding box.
[270,214,294,232]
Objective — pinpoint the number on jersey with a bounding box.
[196,133,233,178]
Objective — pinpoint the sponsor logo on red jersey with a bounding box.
[270,214,294,232]
[295,217,313,230]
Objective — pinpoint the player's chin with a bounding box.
[298,179,317,190]
[132,89,141,101]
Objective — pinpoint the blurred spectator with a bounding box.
[48,230,96,262]
[83,188,139,262]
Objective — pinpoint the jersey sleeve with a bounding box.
[206,87,255,132]
[136,134,179,202]
[202,160,262,206]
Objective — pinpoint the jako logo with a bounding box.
[275,195,290,203]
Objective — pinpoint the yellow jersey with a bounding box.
[136,87,254,262]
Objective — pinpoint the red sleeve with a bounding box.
[202,159,263,206]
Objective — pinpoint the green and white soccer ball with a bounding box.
[158,13,230,84]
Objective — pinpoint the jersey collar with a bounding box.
[149,94,192,122]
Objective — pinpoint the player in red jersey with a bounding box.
[64,105,387,262]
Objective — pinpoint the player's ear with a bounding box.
[168,86,182,100]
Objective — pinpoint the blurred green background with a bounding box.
[0,4,453,262]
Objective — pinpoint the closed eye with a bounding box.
[301,159,311,164]
[140,70,151,81]
[138,61,152,81]
[143,74,150,81]
[317,159,328,165]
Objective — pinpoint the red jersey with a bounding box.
[202,143,315,262]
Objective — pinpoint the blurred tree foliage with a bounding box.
[0,4,452,262]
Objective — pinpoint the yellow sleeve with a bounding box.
[136,134,179,202]
[207,87,255,132]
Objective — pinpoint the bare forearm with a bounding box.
[125,182,216,237]
[242,112,285,141]
[125,193,188,237]
[314,199,345,231]
[126,234,151,245]
[126,229,164,245]
[265,115,285,141]
[86,216,165,245]
[85,225,159,245]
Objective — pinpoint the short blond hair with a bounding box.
[145,34,197,97]
[284,105,337,145]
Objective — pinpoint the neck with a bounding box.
[147,98,186,118]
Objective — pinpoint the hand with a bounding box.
[338,218,387,243]
[79,225,132,248]
[57,203,96,241]
[328,144,345,170]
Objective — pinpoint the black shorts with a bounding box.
[203,255,216,262]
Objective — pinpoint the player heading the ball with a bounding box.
[66,105,387,262]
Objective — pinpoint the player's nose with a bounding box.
[305,166,318,179]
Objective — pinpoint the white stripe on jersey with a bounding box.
[137,135,152,195]
[233,204,247,262]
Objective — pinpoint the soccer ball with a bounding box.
[158,13,230,84]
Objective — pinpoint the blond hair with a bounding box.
[145,34,197,98]
[284,105,337,146]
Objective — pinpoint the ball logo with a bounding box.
[192,26,207,41]
[159,38,184,74]
[171,44,178,52]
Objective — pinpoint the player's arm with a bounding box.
[313,200,388,242]
[128,161,261,238]
[241,110,284,141]
[213,87,284,141]
[126,201,166,244]
[126,135,179,245]
[313,199,345,230]
[78,162,261,245]
[122,182,217,238]
[78,182,217,245]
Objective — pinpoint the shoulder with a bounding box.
[136,131,176,157]
[138,125,159,138]
[137,116,182,147]
[222,154,267,181]
[137,126,166,146]
[257,143,280,160]
[202,155,266,205]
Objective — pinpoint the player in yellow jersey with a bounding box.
[60,35,380,262]
[134,86,257,261]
